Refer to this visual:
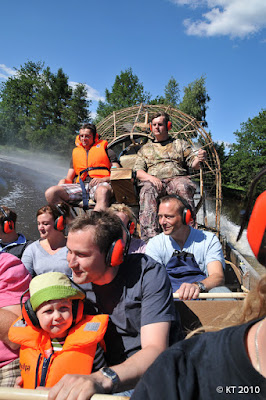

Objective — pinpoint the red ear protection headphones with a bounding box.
[170,195,193,225]
[150,120,172,132]
[0,206,15,234]
[237,167,266,266]
[247,191,266,265]
[127,221,135,235]
[106,238,125,267]
[105,219,135,267]
[54,205,66,231]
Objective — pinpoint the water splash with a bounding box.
[220,215,253,257]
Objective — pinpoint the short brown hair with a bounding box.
[80,123,97,140]
[159,195,190,217]
[150,112,170,129]
[69,211,123,256]
[36,203,70,221]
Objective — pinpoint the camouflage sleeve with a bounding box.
[179,140,197,168]
[133,147,147,172]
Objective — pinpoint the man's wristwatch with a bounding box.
[194,281,207,293]
[100,367,120,393]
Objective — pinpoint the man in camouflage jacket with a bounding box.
[133,112,206,241]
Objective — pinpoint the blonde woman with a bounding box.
[110,203,146,254]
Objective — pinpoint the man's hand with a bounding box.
[197,149,207,162]
[136,170,163,191]
[58,178,72,185]
[58,169,76,185]
[191,149,207,170]
[176,282,200,300]
[14,376,23,388]
[48,374,106,400]
[89,177,110,187]
[146,176,163,191]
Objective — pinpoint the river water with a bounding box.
[0,150,264,275]
[0,151,69,240]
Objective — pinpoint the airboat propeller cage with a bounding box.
[247,191,266,267]
[97,104,222,232]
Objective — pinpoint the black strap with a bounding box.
[79,168,90,211]
[79,167,110,211]
[87,166,109,172]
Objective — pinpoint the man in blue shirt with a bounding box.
[145,194,229,300]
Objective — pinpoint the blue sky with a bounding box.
[1,0,266,145]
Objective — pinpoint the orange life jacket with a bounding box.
[73,136,111,182]
[8,314,109,388]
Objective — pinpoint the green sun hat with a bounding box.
[29,272,85,311]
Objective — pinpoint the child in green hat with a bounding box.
[9,271,108,388]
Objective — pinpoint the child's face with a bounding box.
[36,299,73,339]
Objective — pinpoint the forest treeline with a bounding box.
[0,61,265,195]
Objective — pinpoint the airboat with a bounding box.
[0,105,263,400]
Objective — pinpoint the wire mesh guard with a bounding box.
[97,104,221,232]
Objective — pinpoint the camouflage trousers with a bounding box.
[138,176,197,242]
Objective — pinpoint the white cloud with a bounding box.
[69,81,105,102]
[90,111,97,120]
[0,64,16,79]
[216,139,232,147]
[171,0,266,38]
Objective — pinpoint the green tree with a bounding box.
[148,77,180,106]
[0,61,44,145]
[213,141,229,168]
[223,109,266,193]
[64,83,91,132]
[213,141,230,187]
[0,61,91,152]
[95,68,150,121]
[148,95,166,105]
[164,77,180,106]
[179,76,210,127]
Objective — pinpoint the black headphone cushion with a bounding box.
[24,299,40,327]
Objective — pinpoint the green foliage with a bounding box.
[213,141,229,167]
[223,109,266,195]
[0,61,91,153]
[164,77,180,106]
[148,77,180,106]
[179,76,210,127]
[148,96,166,105]
[95,68,150,121]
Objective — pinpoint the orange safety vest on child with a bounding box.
[8,314,109,388]
[73,136,111,182]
